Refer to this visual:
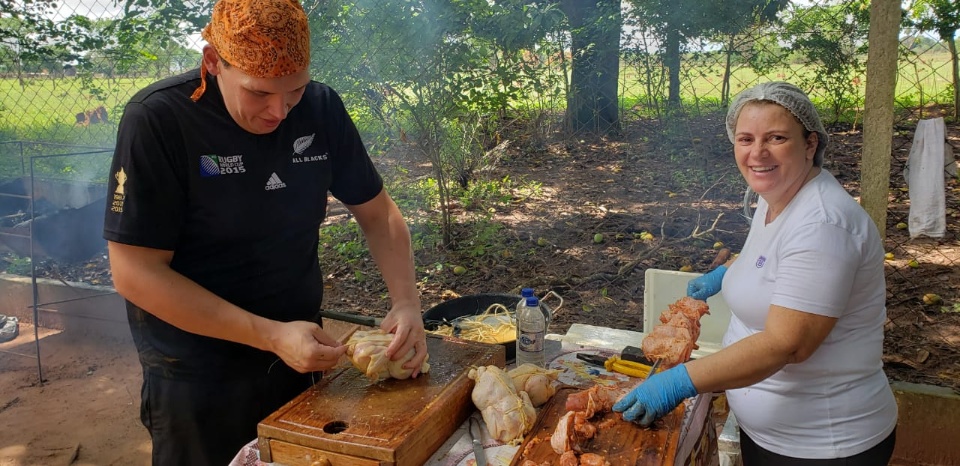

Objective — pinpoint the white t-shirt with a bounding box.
[721,170,897,459]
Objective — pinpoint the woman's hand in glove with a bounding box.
[612,364,698,426]
[687,265,727,301]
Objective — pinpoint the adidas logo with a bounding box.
[265,172,287,190]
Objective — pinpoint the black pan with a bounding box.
[423,293,521,362]
[423,293,557,363]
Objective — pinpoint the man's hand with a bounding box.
[687,265,727,301]
[612,365,698,426]
[267,321,347,373]
[379,305,427,377]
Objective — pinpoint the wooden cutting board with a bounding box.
[258,334,505,466]
[510,387,685,465]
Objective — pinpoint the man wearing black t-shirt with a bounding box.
[103,0,426,464]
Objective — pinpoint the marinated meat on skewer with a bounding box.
[659,296,710,326]
[641,297,710,369]
[642,335,693,368]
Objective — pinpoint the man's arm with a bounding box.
[345,189,427,374]
[107,241,345,372]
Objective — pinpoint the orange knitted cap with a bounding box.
[191,0,310,101]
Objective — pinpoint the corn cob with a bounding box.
[603,356,652,378]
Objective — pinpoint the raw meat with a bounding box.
[344,329,430,382]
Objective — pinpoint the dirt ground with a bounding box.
[1,113,958,465]
[0,327,149,465]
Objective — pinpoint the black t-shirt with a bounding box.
[104,69,383,378]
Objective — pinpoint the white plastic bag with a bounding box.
[904,118,948,238]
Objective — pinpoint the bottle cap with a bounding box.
[526,296,539,306]
[521,288,534,297]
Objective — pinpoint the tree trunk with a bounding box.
[948,36,959,119]
[861,0,901,237]
[665,26,681,108]
[560,0,621,135]
[721,35,734,107]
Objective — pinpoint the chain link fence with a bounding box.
[1,0,958,313]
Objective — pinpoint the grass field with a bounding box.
[0,49,954,172]
[620,50,955,118]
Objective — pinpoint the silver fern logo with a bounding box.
[293,134,314,155]
[291,133,328,164]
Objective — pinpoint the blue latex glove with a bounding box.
[612,364,698,426]
[687,265,727,301]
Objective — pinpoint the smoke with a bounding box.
[0,148,111,264]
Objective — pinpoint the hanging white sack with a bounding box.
[903,117,947,238]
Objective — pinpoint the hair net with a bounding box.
[725,82,829,167]
[191,0,310,102]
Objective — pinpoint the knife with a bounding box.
[644,358,662,381]
[468,416,487,466]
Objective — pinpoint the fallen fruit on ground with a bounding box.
[680,265,693,272]
[713,241,724,249]
[922,293,942,305]
[884,252,895,261]
[908,259,920,268]
[453,265,467,275]
[896,222,908,230]
[593,233,604,244]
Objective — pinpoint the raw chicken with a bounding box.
[553,450,611,466]
[468,365,537,444]
[559,450,579,466]
[508,363,562,407]
[564,385,621,419]
[579,453,611,466]
[550,410,597,454]
[344,329,430,382]
[641,297,710,368]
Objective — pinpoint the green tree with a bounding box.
[626,0,786,109]
[306,0,531,246]
[908,0,960,118]
[0,1,78,87]
[709,0,788,106]
[111,0,207,76]
[781,1,870,122]
[83,16,201,78]
[558,0,621,135]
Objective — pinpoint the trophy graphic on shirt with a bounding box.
[115,168,127,195]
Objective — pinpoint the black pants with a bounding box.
[740,428,897,466]
[140,363,316,466]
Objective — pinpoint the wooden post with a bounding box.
[861,0,902,237]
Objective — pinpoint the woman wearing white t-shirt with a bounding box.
[613,82,897,465]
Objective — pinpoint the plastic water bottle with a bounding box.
[516,296,546,367]
[517,288,534,316]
